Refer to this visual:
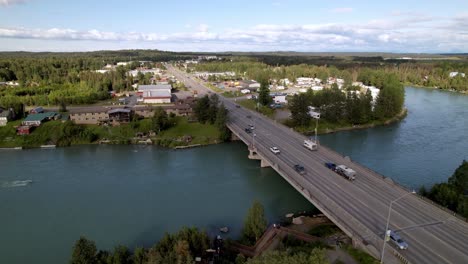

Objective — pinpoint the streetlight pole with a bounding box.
[380,190,415,263]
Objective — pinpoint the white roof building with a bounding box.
[138,84,172,104]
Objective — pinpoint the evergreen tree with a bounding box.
[152,107,169,133]
[289,93,312,127]
[70,236,97,264]
[258,80,272,106]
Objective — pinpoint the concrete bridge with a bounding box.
[167,64,468,264]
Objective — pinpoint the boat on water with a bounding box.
[219,227,229,233]
[40,145,56,149]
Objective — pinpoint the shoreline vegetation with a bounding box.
[69,201,377,264]
[0,106,408,149]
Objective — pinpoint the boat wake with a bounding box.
[1,180,33,188]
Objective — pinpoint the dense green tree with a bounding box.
[108,245,131,264]
[132,247,146,264]
[258,80,272,106]
[374,74,405,120]
[422,160,468,218]
[448,160,468,194]
[289,93,312,127]
[207,94,220,124]
[152,107,169,133]
[242,201,268,244]
[70,236,98,264]
[215,103,231,141]
[194,95,211,123]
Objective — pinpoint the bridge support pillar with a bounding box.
[248,148,271,168]
[231,133,240,141]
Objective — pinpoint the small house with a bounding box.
[22,112,58,126]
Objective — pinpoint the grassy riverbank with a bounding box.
[297,108,408,135]
[0,116,220,149]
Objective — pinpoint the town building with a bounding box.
[108,108,132,124]
[138,84,172,104]
[22,112,58,126]
[69,107,109,125]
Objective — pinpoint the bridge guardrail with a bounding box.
[230,124,387,260]
[321,144,468,223]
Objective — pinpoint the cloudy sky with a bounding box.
[1,0,467,52]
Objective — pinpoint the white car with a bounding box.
[270,147,280,154]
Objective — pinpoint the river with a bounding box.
[320,87,468,189]
[0,87,467,263]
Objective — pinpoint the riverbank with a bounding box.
[314,108,408,135]
[0,116,222,149]
[404,83,468,95]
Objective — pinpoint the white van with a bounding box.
[303,139,318,151]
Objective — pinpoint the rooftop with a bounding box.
[24,112,57,122]
[138,84,172,91]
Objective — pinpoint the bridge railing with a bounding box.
[320,144,468,223]
[229,124,387,260]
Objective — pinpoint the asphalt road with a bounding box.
[166,64,468,264]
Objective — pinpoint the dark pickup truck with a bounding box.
[294,164,306,175]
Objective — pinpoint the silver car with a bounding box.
[389,231,408,250]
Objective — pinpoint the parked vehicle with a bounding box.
[294,164,306,175]
[270,147,280,154]
[389,230,408,250]
[249,124,255,130]
[303,139,318,151]
[236,105,240,108]
[245,128,252,133]
[335,165,356,181]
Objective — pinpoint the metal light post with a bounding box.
[380,190,416,263]
[253,133,256,149]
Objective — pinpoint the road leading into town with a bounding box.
[167,64,468,264]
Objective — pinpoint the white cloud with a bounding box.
[0,15,467,52]
[331,7,353,13]
[0,0,26,6]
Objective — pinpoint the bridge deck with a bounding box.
[167,64,468,264]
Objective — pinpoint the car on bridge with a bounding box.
[325,162,337,170]
[270,147,280,154]
[389,230,408,250]
[325,162,356,181]
[294,164,305,175]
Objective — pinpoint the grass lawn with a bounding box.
[237,99,275,118]
[222,91,243,98]
[0,120,23,148]
[158,117,220,147]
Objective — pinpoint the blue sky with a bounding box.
[1,0,467,52]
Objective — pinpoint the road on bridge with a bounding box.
[166,64,468,264]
